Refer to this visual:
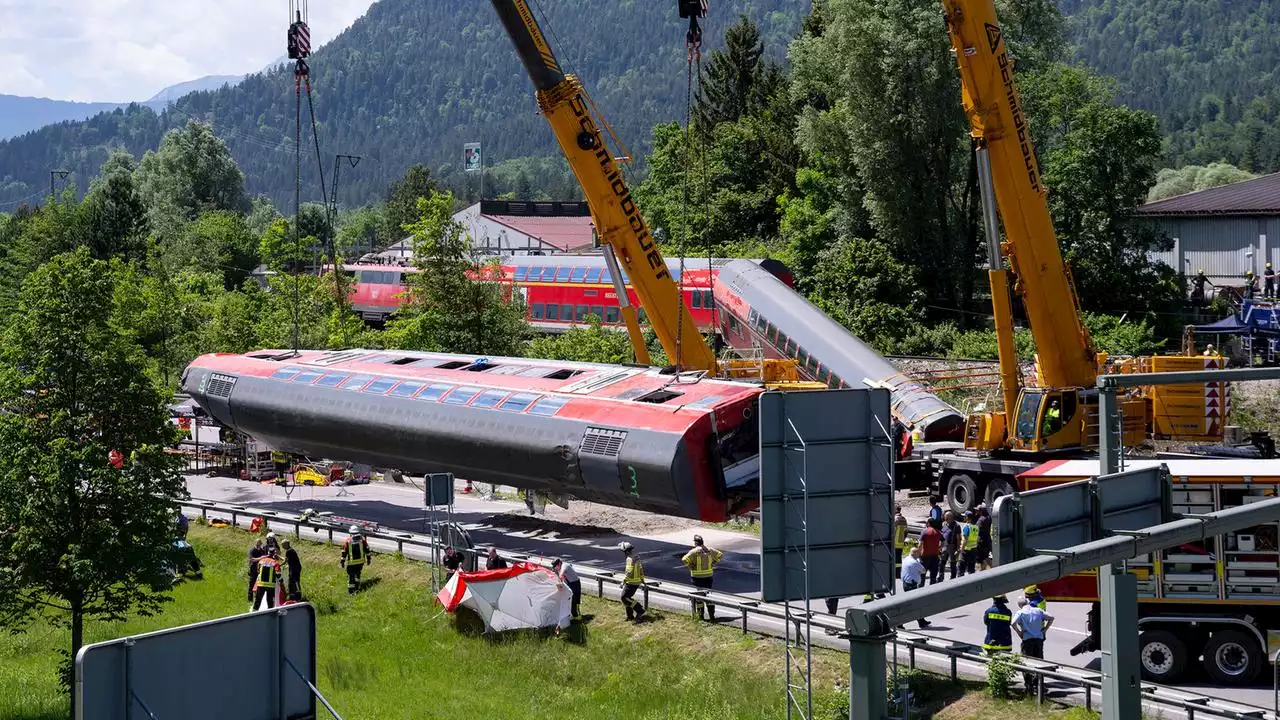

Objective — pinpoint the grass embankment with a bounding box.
[934,695,1100,719]
[1,523,857,719]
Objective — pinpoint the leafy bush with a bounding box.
[1081,313,1166,356]
[985,652,1016,698]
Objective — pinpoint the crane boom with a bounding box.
[490,0,717,372]
[941,0,1097,390]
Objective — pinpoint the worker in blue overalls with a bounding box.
[983,595,1014,654]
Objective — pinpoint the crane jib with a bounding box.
[991,33,1041,195]
[568,95,670,281]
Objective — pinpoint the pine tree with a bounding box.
[695,15,777,130]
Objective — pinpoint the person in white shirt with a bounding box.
[552,558,581,620]
[1012,597,1055,691]
[898,547,931,628]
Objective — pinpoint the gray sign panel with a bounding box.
[76,603,316,720]
[760,389,894,603]
[992,465,1172,565]
[425,472,454,506]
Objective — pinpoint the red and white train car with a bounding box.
[183,348,765,521]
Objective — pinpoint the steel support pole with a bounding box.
[1099,564,1140,720]
[1098,389,1121,475]
[848,633,890,720]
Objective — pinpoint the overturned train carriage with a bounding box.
[715,259,966,442]
[182,349,764,522]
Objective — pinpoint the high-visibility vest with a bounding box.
[683,547,723,578]
[345,538,366,567]
[983,605,1013,651]
[271,451,287,464]
[256,558,280,589]
[962,523,979,551]
[624,556,644,585]
[893,523,907,549]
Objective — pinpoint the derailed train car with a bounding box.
[715,259,966,443]
[182,349,764,521]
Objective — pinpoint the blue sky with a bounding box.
[0,0,375,101]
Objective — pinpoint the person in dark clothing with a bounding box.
[1190,269,1214,306]
[253,549,282,610]
[976,505,993,570]
[1266,263,1276,300]
[282,540,302,601]
[485,547,508,570]
[443,546,465,581]
[940,511,961,579]
[247,539,265,603]
[552,558,582,620]
[927,496,943,525]
[340,527,371,594]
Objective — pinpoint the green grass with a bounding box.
[705,517,761,536]
[0,523,853,720]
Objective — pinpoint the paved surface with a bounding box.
[185,473,1278,710]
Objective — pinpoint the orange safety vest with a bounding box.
[256,557,280,589]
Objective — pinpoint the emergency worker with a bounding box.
[682,534,723,621]
[340,525,371,594]
[620,542,647,622]
[983,594,1014,654]
[253,549,282,610]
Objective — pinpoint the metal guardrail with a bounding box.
[182,498,1276,720]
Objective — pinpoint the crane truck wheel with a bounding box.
[1138,629,1187,682]
[984,478,1015,507]
[1202,629,1262,685]
[945,474,979,516]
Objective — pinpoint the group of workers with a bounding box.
[894,498,993,584]
[247,532,302,610]
[1192,266,1276,305]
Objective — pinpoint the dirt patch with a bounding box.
[534,498,699,537]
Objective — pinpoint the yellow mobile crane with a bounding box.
[924,0,1228,510]
[489,0,809,385]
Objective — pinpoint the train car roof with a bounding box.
[206,348,761,411]
[1020,458,1280,483]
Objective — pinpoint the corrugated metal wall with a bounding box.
[1147,215,1279,284]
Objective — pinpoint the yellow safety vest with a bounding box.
[346,538,366,567]
[624,556,644,585]
[683,547,723,578]
[962,523,979,550]
[271,451,287,464]
[893,523,907,549]
[256,558,280,588]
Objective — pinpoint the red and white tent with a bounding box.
[436,563,571,632]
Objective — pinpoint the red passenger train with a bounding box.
[335,255,791,331]
[182,348,766,521]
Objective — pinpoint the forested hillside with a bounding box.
[1062,0,1280,171]
[0,0,799,211]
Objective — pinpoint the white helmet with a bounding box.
[619,541,633,552]
[349,525,361,535]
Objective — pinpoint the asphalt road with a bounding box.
[184,473,1279,711]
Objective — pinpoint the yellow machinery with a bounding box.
[490,1,815,388]
[941,0,1220,455]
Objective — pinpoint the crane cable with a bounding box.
[292,68,302,353]
[676,14,705,378]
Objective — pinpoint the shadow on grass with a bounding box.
[9,710,70,720]
[355,577,383,593]
[448,608,591,645]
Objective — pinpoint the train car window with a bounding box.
[338,374,375,390]
[500,393,539,412]
[291,371,324,384]
[514,267,530,281]
[271,367,303,380]
[817,366,830,383]
[528,396,568,416]
[397,273,408,286]
[728,315,739,332]
[471,390,509,409]
[531,303,545,320]
[487,365,527,376]
[798,348,809,367]
[605,307,620,323]
[434,360,470,370]
[570,267,588,283]
[704,290,715,309]
[575,304,589,321]
[600,269,612,284]
[518,366,555,377]
[389,381,425,397]
[543,368,583,380]
[546,304,560,321]
[583,289,598,297]
[806,356,819,373]
[785,338,797,356]
[766,322,777,342]
[363,378,397,394]
[314,373,348,388]
[691,291,702,309]
[591,305,604,320]
[560,304,573,321]
[555,267,572,282]
[748,309,759,326]
[417,383,453,402]
[442,386,483,405]
[827,373,842,389]
[586,268,603,283]
[635,389,683,404]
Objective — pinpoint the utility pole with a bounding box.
[328,154,361,302]
[49,169,70,202]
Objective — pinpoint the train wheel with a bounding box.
[946,474,978,516]
[984,477,1015,507]
[1139,629,1186,683]
[1202,629,1262,685]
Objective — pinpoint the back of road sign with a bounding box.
[759,389,895,603]
[76,603,317,720]
[992,465,1172,564]
[425,472,454,506]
